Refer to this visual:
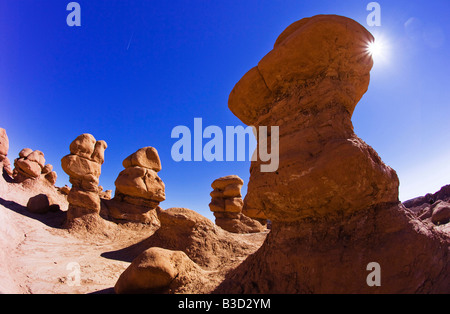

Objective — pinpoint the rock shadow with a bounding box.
[0,196,67,229]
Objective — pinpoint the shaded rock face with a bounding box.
[61,134,107,222]
[217,15,449,293]
[209,175,265,233]
[102,147,165,225]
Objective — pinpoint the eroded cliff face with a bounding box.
[216,15,449,293]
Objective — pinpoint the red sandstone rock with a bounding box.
[209,175,265,234]
[102,147,165,225]
[27,193,60,215]
[122,147,162,172]
[61,134,107,223]
[0,128,9,157]
[114,247,205,294]
[12,148,57,185]
[216,15,450,293]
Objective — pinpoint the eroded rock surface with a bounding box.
[61,134,107,224]
[209,175,265,233]
[215,15,449,293]
[114,247,206,294]
[404,185,450,227]
[102,147,165,225]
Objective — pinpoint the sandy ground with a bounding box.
[0,179,154,294]
[0,175,267,294]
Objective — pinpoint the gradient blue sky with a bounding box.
[1,0,449,221]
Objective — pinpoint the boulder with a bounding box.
[27,194,60,215]
[114,167,165,202]
[122,147,162,172]
[431,201,450,225]
[114,247,203,294]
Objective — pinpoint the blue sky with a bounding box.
[1,1,449,221]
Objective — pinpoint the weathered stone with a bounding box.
[115,247,203,294]
[216,15,450,294]
[122,147,161,172]
[27,194,60,215]
[209,175,265,233]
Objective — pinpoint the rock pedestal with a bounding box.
[102,147,165,225]
[216,15,450,293]
[61,134,107,223]
[209,175,265,234]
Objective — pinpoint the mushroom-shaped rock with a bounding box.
[215,15,450,294]
[229,15,398,223]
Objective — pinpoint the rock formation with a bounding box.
[61,134,107,224]
[114,247,206,294]
[0,128,12,178]
[404,185,450,227]
[143,207,265,269]
[27,193,60,215]
[11,148,58,185]
[209,175,265,233]
[102,147,165,225]
[113,207,267,293]
[215,15,449,293]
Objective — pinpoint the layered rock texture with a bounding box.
[209,175,265,233]
[61,134,107,223]
[102,147,165,225]
[216,15,450,293]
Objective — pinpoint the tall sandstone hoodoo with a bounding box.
[209,175,265,234]
[61,134,107,224]
[216,15,449,293]
[102,147,165,225]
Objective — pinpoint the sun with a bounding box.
[366,34,391,65]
